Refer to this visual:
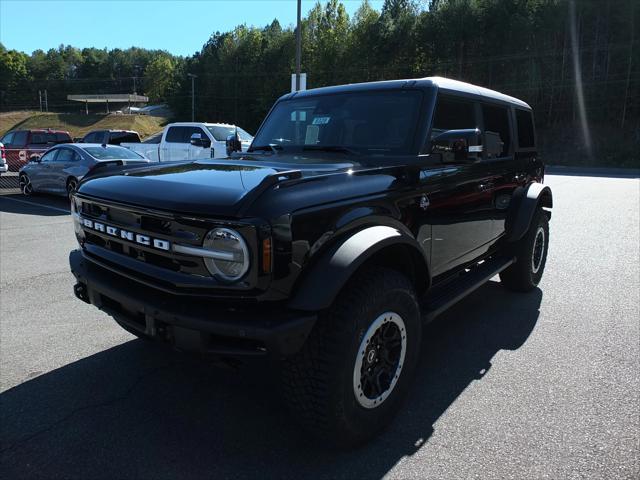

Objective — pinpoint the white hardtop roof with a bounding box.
[295,76,531,109]
[425,77,531,108]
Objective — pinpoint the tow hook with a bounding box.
[74,282,90,304]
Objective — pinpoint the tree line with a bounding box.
[1,0,638,166]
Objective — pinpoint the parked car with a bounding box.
[0,142,7,175]
[80,129,142,145]
[19,143,150,198]
[69,77,552,447]
[0,129,73,171]
[121,122,253,161]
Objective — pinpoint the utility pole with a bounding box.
[295,0,302,91]
[44,90,48,112]
[39,90,42,112]
[187,73,197,122]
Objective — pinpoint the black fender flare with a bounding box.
[505,182,553,242]
[288,225,430,312]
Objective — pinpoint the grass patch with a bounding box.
[0,111,169,140]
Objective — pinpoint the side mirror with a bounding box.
[226,133,242,156]
[190,133,211,148]
[29,156,41,163]
[431,128,482,163]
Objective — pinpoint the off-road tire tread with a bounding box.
[500,208,549,292]
[281,267,417,446]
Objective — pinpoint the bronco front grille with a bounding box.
[78,198,212,278]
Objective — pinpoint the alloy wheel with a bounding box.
[19,175,33,195]
[353,312,407,409]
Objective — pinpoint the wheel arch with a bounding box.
[505,182,553,243]
[288,225,430,312]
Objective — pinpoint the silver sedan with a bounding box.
[18,143,150,198]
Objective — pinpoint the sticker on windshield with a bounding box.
[312,116,331,125]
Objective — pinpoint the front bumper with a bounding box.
[69,249,317,356]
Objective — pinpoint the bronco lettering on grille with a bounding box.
[81,217,171,251]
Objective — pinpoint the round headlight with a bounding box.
[203,228,249,282]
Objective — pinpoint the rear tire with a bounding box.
[282,267,421,448]
[500,208,549,292]
[19,174,33,196]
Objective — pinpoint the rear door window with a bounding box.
[55,132,72,143]
[482,104,511,158]
[13,131,28,146]
[110,132,140,144]
[83,132,103,143]
[515,109,535,149]
[165,126,189,143]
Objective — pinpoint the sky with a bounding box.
[0,0,385,57]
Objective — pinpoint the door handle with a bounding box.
[478,182,494,191]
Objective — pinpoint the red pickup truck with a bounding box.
[0,129,73,171]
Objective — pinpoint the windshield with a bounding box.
[251,90,423,156]
[83,146,145,160]
[207,125,253,142]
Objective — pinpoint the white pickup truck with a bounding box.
[122,122,253,162]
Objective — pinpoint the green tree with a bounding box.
[144,55,177,102]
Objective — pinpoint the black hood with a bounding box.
[77,159,353,217]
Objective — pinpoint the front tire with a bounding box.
[282,267,421,448]
[500,208,549,292]
[66,178,78,200]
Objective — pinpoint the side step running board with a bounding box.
[421,256,515,323]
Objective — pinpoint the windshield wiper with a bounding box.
[248,144,282,154]
[302,145,360,156]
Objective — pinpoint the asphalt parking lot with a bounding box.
[1,172,638,479]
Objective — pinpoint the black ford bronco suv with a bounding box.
[69,77,552,447]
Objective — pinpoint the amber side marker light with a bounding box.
[262,237,273,273]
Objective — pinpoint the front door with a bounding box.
[31,149,58,191]
[423,95,495,277]
[187,127,212,160]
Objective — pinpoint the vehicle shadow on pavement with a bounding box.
[0,194,70,216]
[0,281,541,480]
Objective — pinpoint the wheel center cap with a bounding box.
[366,349,377,364]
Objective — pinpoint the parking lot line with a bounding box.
[0,196,70,214]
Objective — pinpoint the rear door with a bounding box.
[6,131,28,171]
[163,126,190,161]
[478,103,524,238]
[82,131,101,143]
[49,147,79,194]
